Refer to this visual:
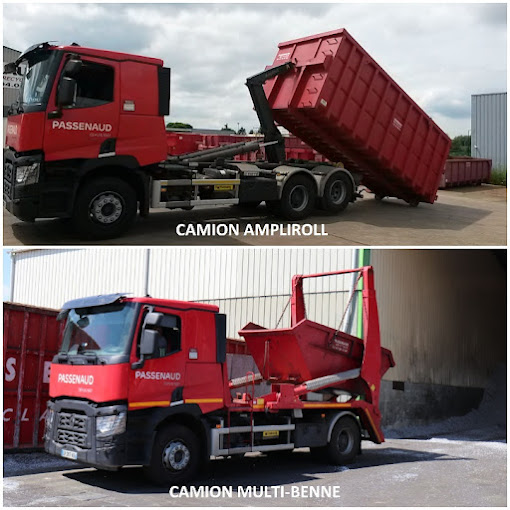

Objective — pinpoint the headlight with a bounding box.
[16,163,40,185]
[96,412,126,438]
[45,408,54,435]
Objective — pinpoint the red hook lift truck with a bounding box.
[4,29,450,239]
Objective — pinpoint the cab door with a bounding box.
[128,307,187,411]
[43,54,120,162]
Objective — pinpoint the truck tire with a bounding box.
[143,424,200,486]
[72,177,137,239]
[326,416,360,465]
[320,173,353,213]
[279,175,316,220]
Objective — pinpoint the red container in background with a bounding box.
[166,131,328,162]
[3,303,64,450]
[439,157,492,188]
[166,132,203,155]
[264,28,451,204]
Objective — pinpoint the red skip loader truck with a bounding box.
[44,266,395,485]
[4,29,450,239]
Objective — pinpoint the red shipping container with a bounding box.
[440,157,492,188]
[3,303,64,450]
[264,28,451,204]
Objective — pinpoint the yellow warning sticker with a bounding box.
[214,184,234,191]
[263,430,279,439]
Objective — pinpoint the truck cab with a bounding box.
[4,42,170,230]
[45,294,227,475]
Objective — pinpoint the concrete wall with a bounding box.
[372,249,506,389]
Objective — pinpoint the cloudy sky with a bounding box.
[4,3,507,137]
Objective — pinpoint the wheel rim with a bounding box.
[162,440,191,472]
[89,192,124,224]
[328,180,347,205]
[289,184,309,212]
[337,429,354,454]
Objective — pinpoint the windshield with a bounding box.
[60,302,138,357]
[20,50,60,106]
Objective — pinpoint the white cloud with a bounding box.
[3,3,506,137]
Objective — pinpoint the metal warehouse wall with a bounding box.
[372,249,506,389]
[10,248,360,338]
[3,46,21,118]
[11,249,149,308]
[148,248,360,336]
[471,93,507,169]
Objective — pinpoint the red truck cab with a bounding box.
[46,294,227,475]
[4,42,170,231]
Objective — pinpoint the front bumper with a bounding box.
[45,399,128,470]
[3,149,75,221]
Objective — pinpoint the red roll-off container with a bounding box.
[3,303,64,450]
[439,157,492,188]
[264,29,452,204]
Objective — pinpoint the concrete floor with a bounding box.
[3,185,506,246]
[4,426,506,507]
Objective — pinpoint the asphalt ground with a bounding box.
[4,425,506,507]
[3,185,506,246]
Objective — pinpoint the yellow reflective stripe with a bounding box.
[185,398,223,404]
[129,401,170,408]
[302,402,352,408]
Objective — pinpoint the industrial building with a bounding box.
[6,247,506,427]
[471,92,507,170]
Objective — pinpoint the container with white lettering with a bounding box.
[3,302,64,450]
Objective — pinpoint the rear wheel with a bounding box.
[72,177,137,239]
[326,416,360,465]
[320,173,353,212]
[278,175,316,220]
[143,424,200,486]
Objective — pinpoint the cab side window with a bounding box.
[73,61,114,108]
[146,314,181,359]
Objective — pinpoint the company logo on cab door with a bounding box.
[57,373,94,385]
[51,121,113,132]
[135,371,181,381]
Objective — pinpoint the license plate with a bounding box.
[263,430,279,439]
[214,184,233,191]
[61,449,78,460]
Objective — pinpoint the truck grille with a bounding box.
[4,161,14,199]
[58,412,87,432]
[57,429,87,447]
[56,411,89,448]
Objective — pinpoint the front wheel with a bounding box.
[72,177,137,239]
[143,424,200,486]
[326,416,360,465]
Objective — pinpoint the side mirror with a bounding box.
[64,58,82,77]
[4,62,21,75]
[145,312,178,329]
[140,329,163,357]
[58,76,77,107]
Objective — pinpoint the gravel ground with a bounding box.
[4,367,506,506]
